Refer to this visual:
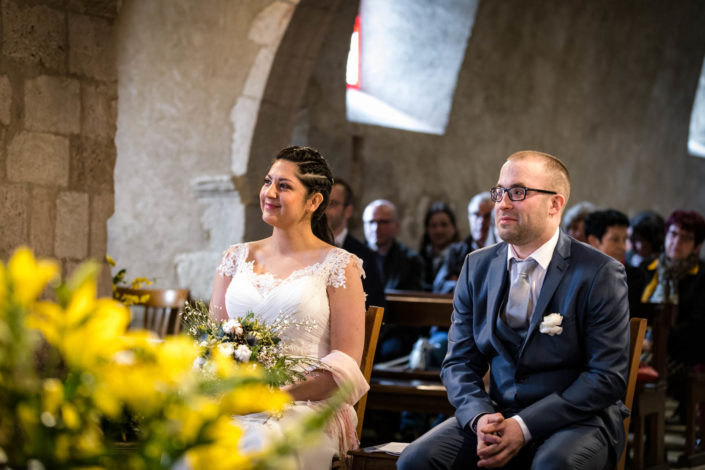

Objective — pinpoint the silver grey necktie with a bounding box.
[504,258,538,329]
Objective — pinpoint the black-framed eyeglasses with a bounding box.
[490,185,557,202]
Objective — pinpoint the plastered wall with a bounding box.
[109,0,302,299]
[306,0,705,247]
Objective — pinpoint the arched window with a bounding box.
[345,0,480,135]
[688,56,705,158]
[346,15,361,89]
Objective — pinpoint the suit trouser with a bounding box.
[396,416,615,470]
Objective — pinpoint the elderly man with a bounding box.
[363,199,425,362]
[398,151,629,470]
[326,178,385,308]
[433,192,494,293]
[363,199,424,291]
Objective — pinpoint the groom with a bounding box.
[397,151,629,469]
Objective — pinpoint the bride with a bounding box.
[209,146,369,468]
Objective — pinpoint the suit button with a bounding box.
[516,375,526,383]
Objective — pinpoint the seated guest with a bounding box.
[363,199,425,361]
[398,150,629,470]
[433,192,493,293]
[363,199,425,291]
[418,202,459,290]
[326,178,385,308]
[626,210,665,269]
[562,200,596,242]
[642,210,705,420]
[585,209,647,315]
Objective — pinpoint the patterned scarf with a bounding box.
[649,252,699,304]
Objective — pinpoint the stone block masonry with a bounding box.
[0,0,118,296]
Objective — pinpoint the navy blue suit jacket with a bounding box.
[441,231,629,450]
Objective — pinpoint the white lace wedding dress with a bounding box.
[216,243,369,470]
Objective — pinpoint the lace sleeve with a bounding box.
[216,244,246,277]
[326,248,365,288]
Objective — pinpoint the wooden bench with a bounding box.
[366,290,454,415]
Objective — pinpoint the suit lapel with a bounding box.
[520,232,571,357]
[486,243,515,363]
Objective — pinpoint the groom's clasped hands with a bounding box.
[476,413,525,468]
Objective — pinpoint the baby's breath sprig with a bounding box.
[183,300,323,387]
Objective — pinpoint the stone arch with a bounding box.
[109,0,343,299]
[242,0,344,242]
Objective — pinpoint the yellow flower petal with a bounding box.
[8,247,58,306]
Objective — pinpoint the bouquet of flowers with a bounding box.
[182,301,322,387]
[0,247,317,470]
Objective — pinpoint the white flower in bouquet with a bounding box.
[223,319,244,336]
[193,356,208,370]
[218,342,236,357]
[235,344,252,362]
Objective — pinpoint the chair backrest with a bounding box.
[616,317,647,470]
[354,305,385,437]
[384,290,453,328]
[115,287,190,337]
[638,302,676,378]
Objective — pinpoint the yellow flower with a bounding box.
[74,422,104,456]
[164,397,218,444]
[105,255,116,267]
[28,283,131,371]
[42,378,64,415]
[55,434,71,461]
[0,263,7,307]
[220,384,290,416]
[185,416,251,470]
[130,277,152,289]
[7,247,58,307]
[61,402,81,430]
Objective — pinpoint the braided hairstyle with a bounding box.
[273,146,334,244]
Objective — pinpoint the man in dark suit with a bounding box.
[584,208,647,316]
[363,199,425,361]
[362,199,425,291]
[433,192,495,293]
[326,178,385,308]
[398,151,630,469]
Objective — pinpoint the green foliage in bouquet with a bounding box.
[183,300,322,388]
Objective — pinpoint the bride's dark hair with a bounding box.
[273,146,334,244]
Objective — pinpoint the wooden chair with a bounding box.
[616,317,647,470]
[679,368,705,466]
[332,305,385,469]
[355,305,385,436]
[115,287,189,337]
[631,303,674,470]
[350,317,648,470]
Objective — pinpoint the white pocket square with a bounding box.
[539,313,563,336]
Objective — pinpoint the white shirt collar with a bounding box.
[334,227,348,248]
[506,227,560,271]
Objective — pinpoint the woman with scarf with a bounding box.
[642,209,705,421]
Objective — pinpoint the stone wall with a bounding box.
[304,0,705,246]
[0,0,118,293]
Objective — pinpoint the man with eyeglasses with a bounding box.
[433,192,495,293]
[363,199,424,363]
[362,199,424,292]
[399,151,630,470]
